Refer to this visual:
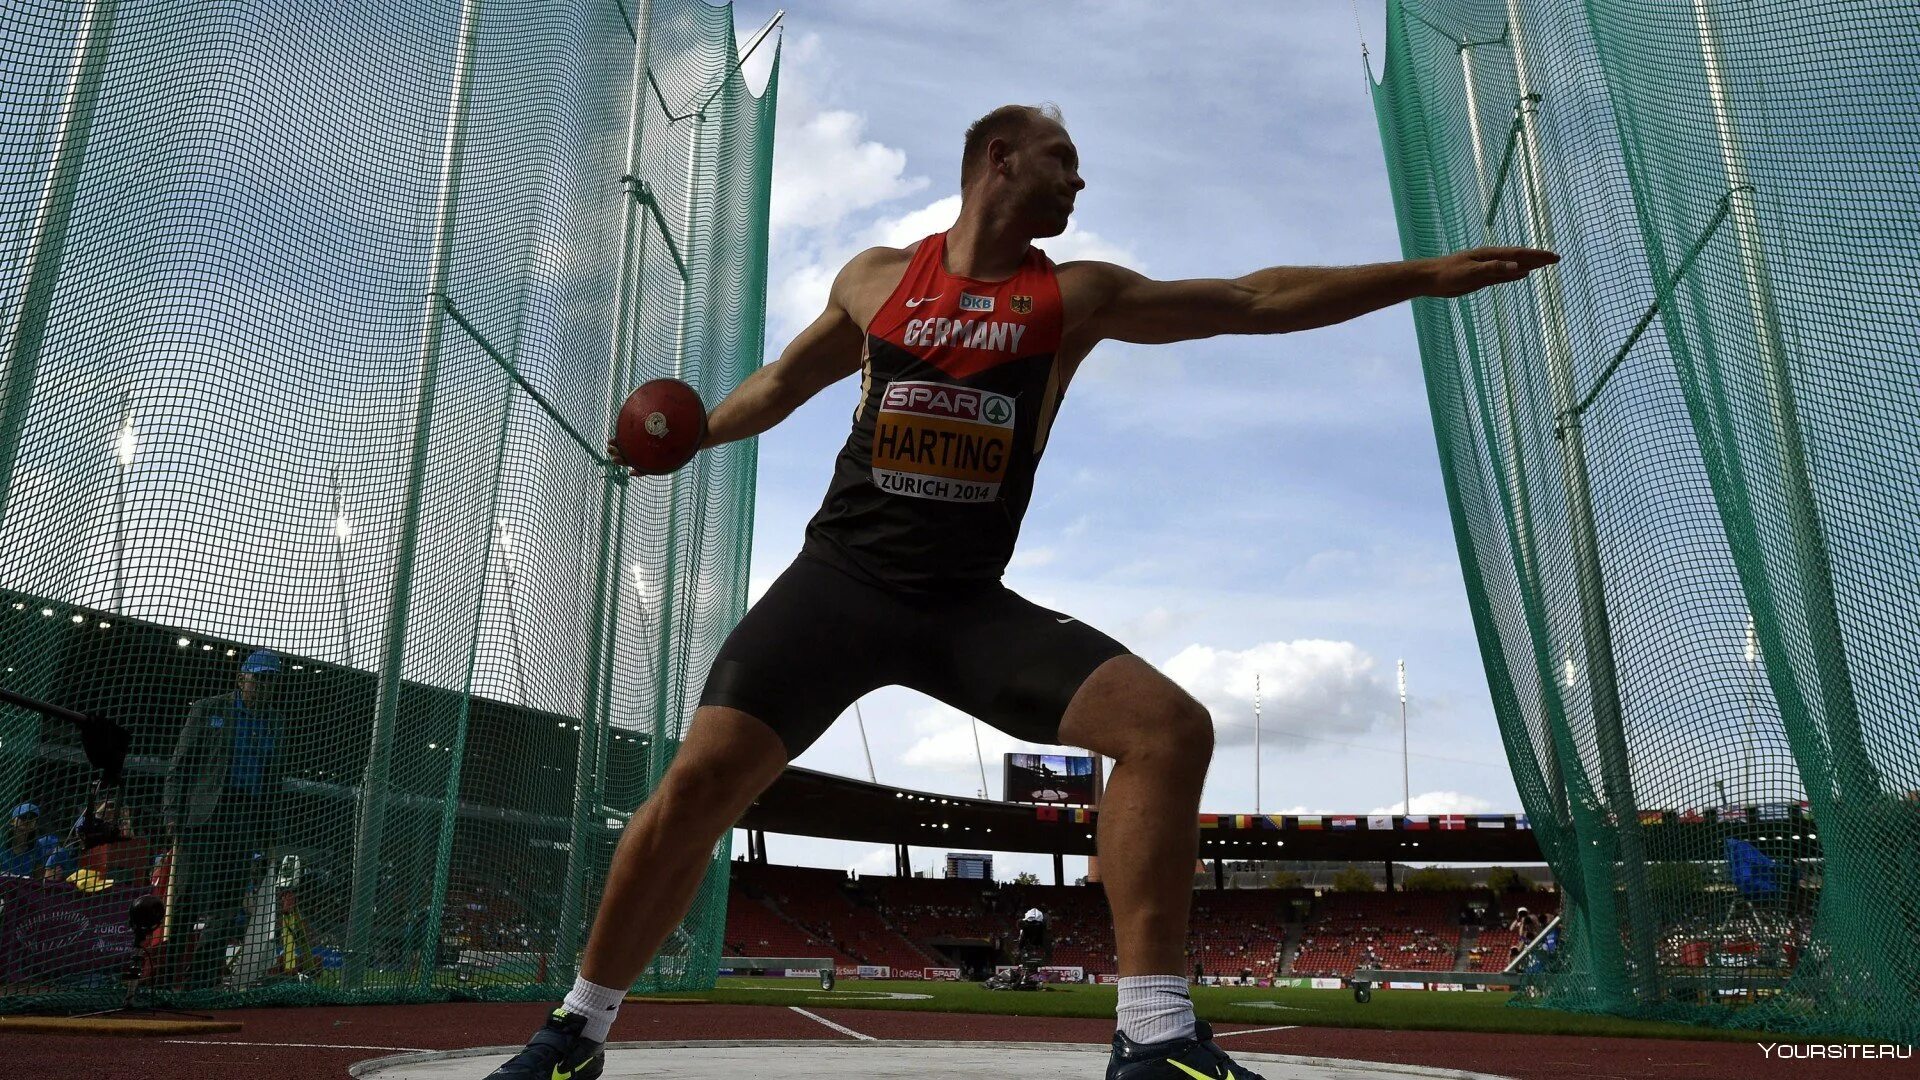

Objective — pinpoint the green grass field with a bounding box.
[634,978,1816,1044]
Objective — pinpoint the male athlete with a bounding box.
[487,104,1554,1080]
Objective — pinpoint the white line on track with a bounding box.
[788,1006,876,1041]
[161,1039,436,1052]
[1208,1025,1298,1039]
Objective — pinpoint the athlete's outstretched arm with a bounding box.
[1063,246,1557,346]
[699,293,864,449]
[607,262,869,473]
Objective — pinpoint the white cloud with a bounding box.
[1160,639,1396,747]
[767,33,929,237]
[863,194,961,249]
[1008,546,1056,569]
[771,107,928,235]
[1369,790,1500,816]
[1034,218,1140,268]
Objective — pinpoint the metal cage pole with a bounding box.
[1460,34,1569,826]
[1506,0,1660,1004]
[555,0,656,983]
[0,0,119,535]
[1688,0,1880,807]
[343,0,483,988]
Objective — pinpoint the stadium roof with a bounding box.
[742,766,1549,862]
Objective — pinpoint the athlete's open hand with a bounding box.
[1426,246,1558,298]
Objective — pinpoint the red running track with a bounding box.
[9,1001,1881,1080]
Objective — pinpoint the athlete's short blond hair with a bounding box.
[961,103,1066,190]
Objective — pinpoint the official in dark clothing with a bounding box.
[161,649,286,990]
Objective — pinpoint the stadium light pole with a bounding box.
[1742,619,1758,802]
[1398,660,1408,816]
[344,0,482,989]
[970,717,989,799]
[852,698,877,783]
[418,380,518,994]
[330,466,353,669]
[1253,674,1261,816]
[112,399,135,612]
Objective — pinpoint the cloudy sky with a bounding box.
[717,1,1522,882]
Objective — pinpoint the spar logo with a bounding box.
[881,382,1013,423]
[872,380,1015,504]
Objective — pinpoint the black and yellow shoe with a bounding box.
[482,1007,606,1080]
[1106,1020,1269,1080]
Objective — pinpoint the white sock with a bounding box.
[562,976,626,1043]
[1117,974,1195,1044]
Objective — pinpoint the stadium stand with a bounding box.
[728,863,1562,981]
[733,863,932,970]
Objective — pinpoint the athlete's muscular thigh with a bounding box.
[1056,654,1212,763]
[912,586,1129,747]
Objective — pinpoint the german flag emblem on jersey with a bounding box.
[1010,294,1033,314]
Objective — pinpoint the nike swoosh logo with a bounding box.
[552,1066,577,1080]
[904,295,942,308]
[1055,617,1077,624]
[1169,1062,1232,1080]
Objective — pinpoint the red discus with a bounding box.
[614,378,707,475]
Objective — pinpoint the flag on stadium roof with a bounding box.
[1515,814,1531,830]
[1366,815,1393,830]
[1474,816,1506,829]
[1404,815,1430,830]
[1035,806,1060,822]
[1717,805,1749,823]
[1261,814,1286,830]
[1795,800,1813,819]
[1438,815,1466,830]
[1677,808,1704,823]
[1072,808,1093,824]
[1331,816,1358,830]
[1297,815,1324,830]
[1757,803,1790,821]
[1638,810,1665,826]
[1198,814,1220,829]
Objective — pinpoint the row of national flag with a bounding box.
[1635,801,1814,826]
[1185,813,1533,832]
[1037,802,1827,828]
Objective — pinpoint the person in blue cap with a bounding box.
[3,802,75,879]
[162,648,286,990]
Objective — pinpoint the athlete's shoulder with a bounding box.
[1053,260,1143,338]
[833,244,918,322]
[840,242,917,279]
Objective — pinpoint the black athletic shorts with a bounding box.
[699,553,1132,759]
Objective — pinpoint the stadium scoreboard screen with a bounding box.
[1003,753,1097,804]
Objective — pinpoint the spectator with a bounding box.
[3,803,75,879]
[1508,905,1539,940]
[73,788,136,850]
[162,649,288,990]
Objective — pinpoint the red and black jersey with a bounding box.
[803,232,1069,591]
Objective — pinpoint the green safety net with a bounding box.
[1373,0,1919,1040]
[0,0,773,1010]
